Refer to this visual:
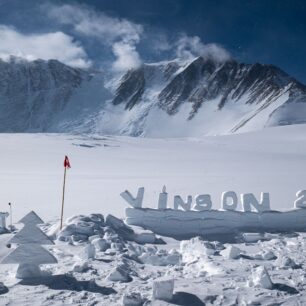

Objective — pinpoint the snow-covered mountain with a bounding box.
[1,56,306,136]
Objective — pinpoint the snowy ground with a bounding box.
[0,124,306,305]
[0,124,306,222]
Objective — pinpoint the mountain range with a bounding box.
[1,56,306,137]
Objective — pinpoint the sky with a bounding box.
[0,0,305,82]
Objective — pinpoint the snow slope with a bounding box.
[0,124,305,223]
[1,56,306,137]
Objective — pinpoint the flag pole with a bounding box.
[8,202,12,231]
[60,166,67,230]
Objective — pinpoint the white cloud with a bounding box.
[112,42,142,71]
[47,4,143,70]
[176,34,230,62]
[0,25,91,68]
[48,4,143,44]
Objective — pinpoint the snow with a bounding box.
[0,125,306,303]
[126,207,306,241]
[152,277,174,301]
[249,266,273,289]
[18,211,44,225]
[220,245,241,259]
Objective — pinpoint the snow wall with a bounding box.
[125,208,306,242]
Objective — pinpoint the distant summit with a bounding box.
[0,56,306,137]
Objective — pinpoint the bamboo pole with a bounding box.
[60,166,67,230]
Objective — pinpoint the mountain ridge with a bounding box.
[0,55,305,137]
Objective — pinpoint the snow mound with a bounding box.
[57,214,163,246]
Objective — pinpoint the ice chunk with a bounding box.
[82,244,95,260]
[133,232,158,244]
[220,245,241,259]
[275,256,300,269]
[73,261,89,273]
[92,238,110,252]
[139,250,180,266]
[106,215,134,240]
[107,264,131,282]
[180,237,218,260]
[152,277,174,302]
[254,250,276,261]
[250,266,273,289]
[242,233,265,243]
[122,292,144,306]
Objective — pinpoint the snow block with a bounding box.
[73,261,89,273]
[0,212,9,229]
[242,193,270,212]
[16,263,42,279]
[18,211,44,225]
[250,266,273,289]
[152,277,174,302]
[220,245,241,259]
[180,237,218,260]
[83,244,95,260]
[9,224,54,245]
[158,186,168,210]
[106,214,135,241]
[174,195,192,211]
[275,256,300,269]
[222,191,238,211]
[120,187,144,208]
[122,292,144,306]
[193,194,212,211]
[294,190,306,209]
[1,244,57,265]
[92,238,110,252]
[107,265,131,282]
[139,250,180,266]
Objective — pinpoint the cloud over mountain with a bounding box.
[0,25,91,68]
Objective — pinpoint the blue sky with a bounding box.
[0,0,305,82]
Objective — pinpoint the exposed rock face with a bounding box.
[0,57,90,132]
[1,56,306,136]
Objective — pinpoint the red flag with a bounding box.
[64,155,71,169]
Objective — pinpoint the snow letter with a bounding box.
[222,191,238,211]
[241,193,270,212]
[158,186,168,210]
[120,187,144,208]
[294,190,306,209]
[193,194,212,211]
[174,195,192,211]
